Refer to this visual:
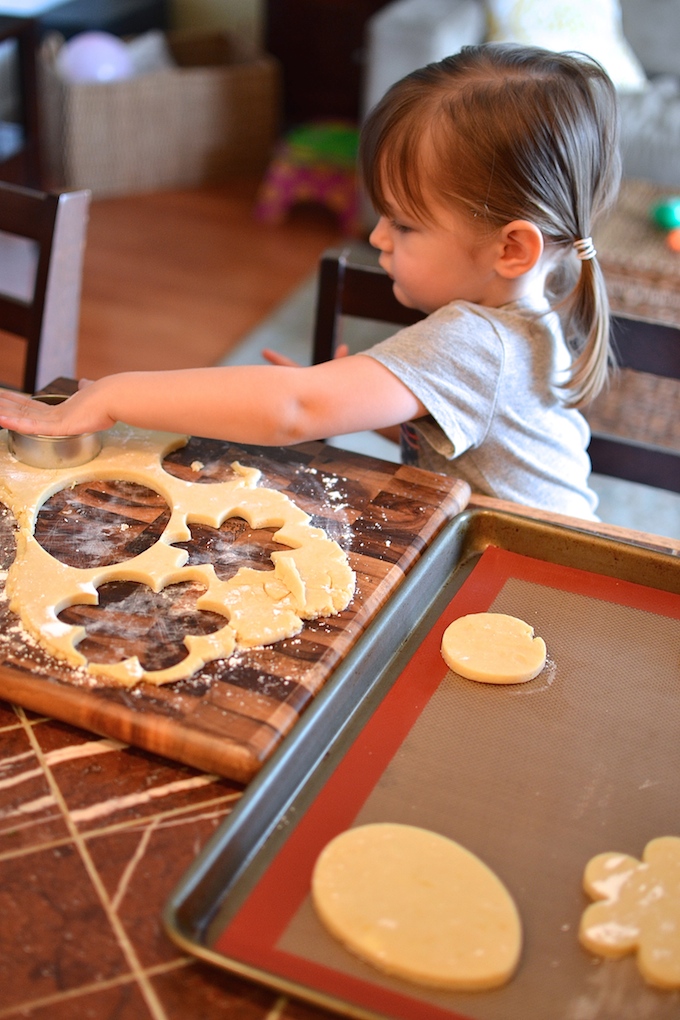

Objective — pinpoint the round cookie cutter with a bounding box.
[7,393,102,469]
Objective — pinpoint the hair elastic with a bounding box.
[573,237,597,261]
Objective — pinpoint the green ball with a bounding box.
[650,198,680,230]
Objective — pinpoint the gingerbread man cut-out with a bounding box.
[579,835,680,989]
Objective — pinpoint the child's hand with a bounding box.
[261,344,350,367]
[0,384,115,437]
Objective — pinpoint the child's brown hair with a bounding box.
[359,43,621,406]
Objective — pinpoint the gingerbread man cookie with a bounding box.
[579,835,680,989]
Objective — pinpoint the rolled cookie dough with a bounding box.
[311,822,522,990]
[0,424,355,686]
[441,612,546,684]
[579,836,680,989]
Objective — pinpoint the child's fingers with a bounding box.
[261,348,300,367]
[0,390,57,434]
[0,388,106,437]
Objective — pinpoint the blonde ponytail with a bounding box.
[560,252,613,407]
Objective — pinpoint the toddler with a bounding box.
[0,44,621,519]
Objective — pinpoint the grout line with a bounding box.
[0,764,45,792]
[78,790,241,840]
[0,714,53,734]
[0,958,194,1019]
[103,794,238,827]
[42,736,128,766]
[67,773,223,826]
[0,791,55,817]
[16,707,171,1020]
[264,995,290,1020]
[0,790,241,864]
[0,973,141,1019]
[130,802,237,831]
[110,816,158,914]
[0,831,74,864]
[145,958,194,975]
[0,747,36,768]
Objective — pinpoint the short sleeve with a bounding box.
[361,303,505,458]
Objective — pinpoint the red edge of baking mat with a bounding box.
[213,546,680,1020]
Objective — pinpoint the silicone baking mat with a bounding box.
[208,545,680,1020]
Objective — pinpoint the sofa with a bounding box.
[363,0,680,188]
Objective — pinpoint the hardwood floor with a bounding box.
[75,175,346,380]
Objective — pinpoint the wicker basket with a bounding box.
[40,31,281,197]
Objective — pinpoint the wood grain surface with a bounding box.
[0,428,469,782]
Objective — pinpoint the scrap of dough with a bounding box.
[441,612,546,684]
[0,424,355,686]
[579,836,680,989]
[311,822,522,990]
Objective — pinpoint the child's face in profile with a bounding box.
[368,186,501,314]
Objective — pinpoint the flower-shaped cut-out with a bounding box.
[579,836,680,989]
[59,579,229,672]
[0,424,356,686]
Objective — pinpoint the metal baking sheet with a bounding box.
[164,508,680,1020]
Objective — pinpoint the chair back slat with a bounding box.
[588,437,680,493]
[0,185,60,243]
[312,247,422,364]
[0,294,33,337]
[0,182,90,393]
[611,315,680,379]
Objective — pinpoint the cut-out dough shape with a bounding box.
[311,822,522,990]
[441,612,546,684]
[0,424,355,687]
[579,836,680,989]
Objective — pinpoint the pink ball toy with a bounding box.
[57,31,134,84]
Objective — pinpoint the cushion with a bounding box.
[486,0,647,91]
[617,78,680,185]
[620,0,680,79]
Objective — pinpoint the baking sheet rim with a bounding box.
[163,508,680,1018]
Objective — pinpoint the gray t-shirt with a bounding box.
[362,297,599,520]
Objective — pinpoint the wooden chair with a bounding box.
[312,245,680,494]
[312,244,422,364]
[0,181,90,394]
[585,317,680,493]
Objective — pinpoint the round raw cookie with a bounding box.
[311,822,522,990]
[441,612,546,684]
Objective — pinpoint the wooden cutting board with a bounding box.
[0,422,468,782]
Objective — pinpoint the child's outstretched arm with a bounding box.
[0,356,424,446]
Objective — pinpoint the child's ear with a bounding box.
[494,220,544,278]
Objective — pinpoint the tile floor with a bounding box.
[0,700,332,1019]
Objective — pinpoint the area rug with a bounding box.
[219,274,680,539]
